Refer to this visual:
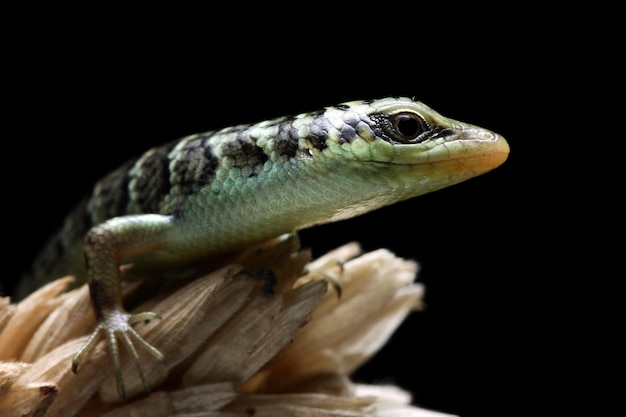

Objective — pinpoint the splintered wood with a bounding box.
[0,236,454,417]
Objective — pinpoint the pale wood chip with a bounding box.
[0,297,15,334]
[225,392,375,417]
[0,380,58,417]
[8,338,104,417]
[21,285,93,362]
[99,265,249,402]
[266,249,421,377]
[0,277,74,360]
[170,382,238,413]
[99,391,174,417]
[0,239,448,417]
[0,361,29,397]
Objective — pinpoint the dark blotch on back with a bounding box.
[272,122,299,159]
[340,124,357,143]
[222,133,269,168]
[308,117,329,150]
[339,112,367,144]
[200,143,220,183]
[172,135,220,196]
[131,144,173,213]
[90,159,134,221]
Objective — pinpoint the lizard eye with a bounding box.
[391,112,429,143]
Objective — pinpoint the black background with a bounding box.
[1,14,581,417]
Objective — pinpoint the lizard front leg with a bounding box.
[72,214,173,399]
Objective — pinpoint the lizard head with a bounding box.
[325,97,508,166]
[320,97,509,200]
[287,97,512,223]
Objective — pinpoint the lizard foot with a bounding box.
[72,309,164,399]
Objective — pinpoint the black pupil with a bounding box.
[395,114,421,138]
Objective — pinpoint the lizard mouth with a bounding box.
[441,131,510,174]
[390,129,510,175]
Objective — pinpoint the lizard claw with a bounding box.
[72,310,164,399]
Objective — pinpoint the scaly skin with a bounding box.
[17,97,509,399]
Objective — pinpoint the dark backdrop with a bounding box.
[2,27,556,417]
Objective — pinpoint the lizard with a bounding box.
[14,96,509,399]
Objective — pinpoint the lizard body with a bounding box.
[16,97,509,398]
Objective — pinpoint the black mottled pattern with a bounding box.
[339,124,357,143]
[170,135,220,196]
[340,111,367,144]
[273,122,300,158]
[222,132,269,168]
[129,143,175,213]
[88,159,134,223]
[22,99,395,299]
[307,117,329,150]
